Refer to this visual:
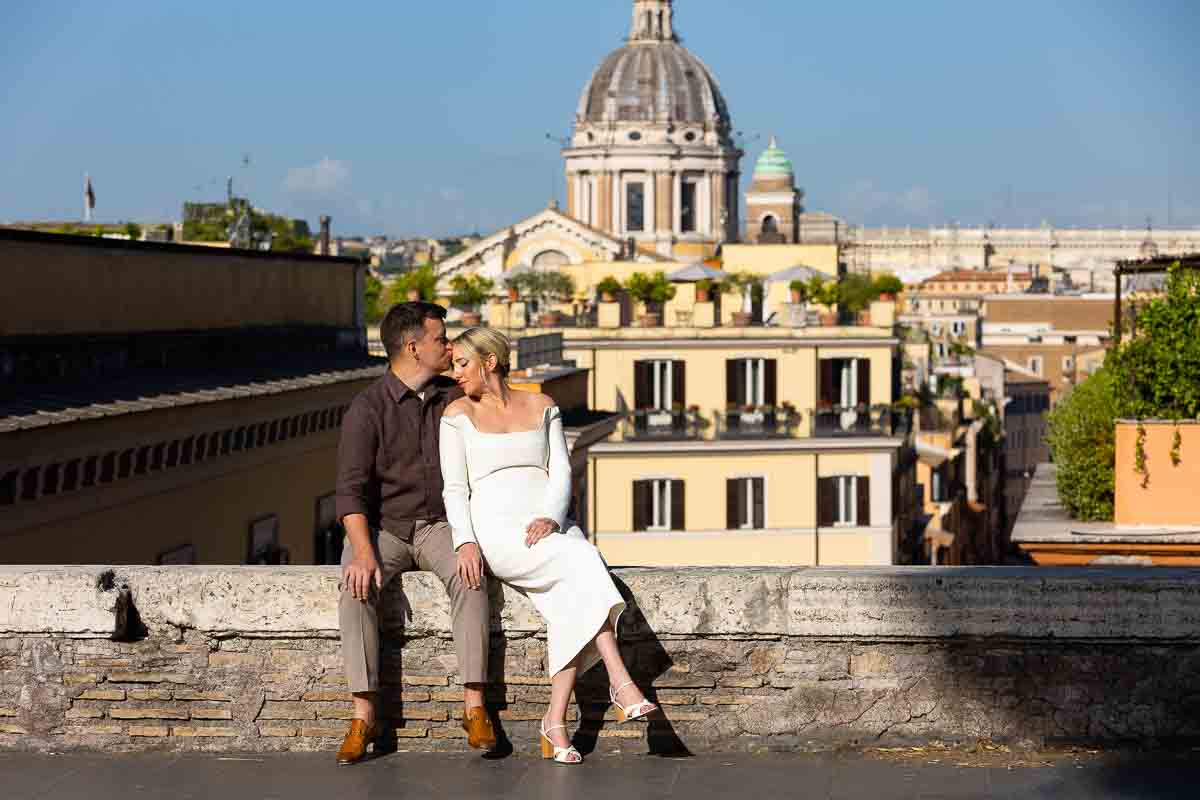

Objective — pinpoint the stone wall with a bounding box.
[2,566,1200,754]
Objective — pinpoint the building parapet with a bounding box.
[2,566,1199,753]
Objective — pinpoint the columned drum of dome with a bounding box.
[563,0,742,259]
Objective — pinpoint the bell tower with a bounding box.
[630,0,674,42]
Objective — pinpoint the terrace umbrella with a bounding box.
[667,262,728,282]
[766,264,825,284]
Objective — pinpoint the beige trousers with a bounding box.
[339,521,489,693]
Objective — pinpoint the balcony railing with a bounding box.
[716,408,801,440]
[622,409,707,441]
[812,406,912,438]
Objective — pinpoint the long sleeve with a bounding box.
[335,397,377,524]
[439,416,478,551]
[540,407,571,529]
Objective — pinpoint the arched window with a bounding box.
[532,250,570,269]
[761,215,778,235]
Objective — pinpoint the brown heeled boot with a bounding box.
[461,707,497,751]
[336,719,377,765]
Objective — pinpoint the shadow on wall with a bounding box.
[375,573,690,757]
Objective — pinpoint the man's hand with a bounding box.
[525,518,560,548]
[456,542,484,591]
[342,554,382,602]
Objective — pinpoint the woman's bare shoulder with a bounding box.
[443,396,475,418]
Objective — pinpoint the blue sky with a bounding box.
[2,0,1197,238]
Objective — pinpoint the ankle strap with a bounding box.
[542,723,567,733]
[611,680,634,694]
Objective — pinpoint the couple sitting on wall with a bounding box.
[334,302,655,766]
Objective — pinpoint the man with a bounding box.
[334,302,494,765]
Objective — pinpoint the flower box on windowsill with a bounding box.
[647,410,673,428]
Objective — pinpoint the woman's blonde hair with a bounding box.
[452,327,511,377]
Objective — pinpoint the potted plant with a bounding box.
[596,276,622,303]
[516,271,576,327]
[449,274,495,327]
[624,271,676,327]
[695,278,713,303]
[725,271,763,327]
[389,265,438,305]
[504,276,520,302]
[788,279,808,304]
[806,277,840,326]
[872,274,904,302]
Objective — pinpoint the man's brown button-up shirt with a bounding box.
[335,371,465,540]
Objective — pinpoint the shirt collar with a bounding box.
[384,370,442,403]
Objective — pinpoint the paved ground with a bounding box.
[2,748,1197,800]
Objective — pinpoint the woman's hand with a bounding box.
[525,517,560,548]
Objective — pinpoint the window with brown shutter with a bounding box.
[856,475,871,527]
[728,477,765,529]
[726,478,741,530]
[672,360,687,407]
[726,359,743,405]
[670,480,685,531]
[763,360,777,407]
[633,362,652,410]
[856,359,871,407]
[818,477,836,527]
[752,477,765,529]
[819,360,836,406]
[632,480,651,531]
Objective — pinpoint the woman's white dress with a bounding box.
[440,405,625,677]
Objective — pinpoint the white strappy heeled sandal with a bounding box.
[610,680,658,723]
[539,722,582,765]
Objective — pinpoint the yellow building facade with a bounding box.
[494,297,912,567]
[0,229,378,566]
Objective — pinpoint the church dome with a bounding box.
[753,137,794,178]
[575,1,730,128]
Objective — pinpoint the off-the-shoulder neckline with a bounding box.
[444,404,559,436]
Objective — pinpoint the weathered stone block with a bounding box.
[172,726,238,738]
[208,652,262,668]
[79,689,125,701]
[129,726,169,737]
[401,675,449,686]
[258,725,298,737]
[299,725,345,738]
[62,673,100,686]
[173,690,232,702]
[107,672,187,684]
[65,706,106,719]
[395,727,428,738]
[190,708,233,720]
[258,702,314,720]
[110,707,189,720]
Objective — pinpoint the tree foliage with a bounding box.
[387,265,439,304]
[449,274,495,308]
[1046,365,1117,521]
[364,274,385,324]
[623,271,676,305]
[1107,261,1200,422]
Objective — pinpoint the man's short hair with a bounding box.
[380,302,447,360]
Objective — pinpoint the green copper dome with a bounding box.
[753,136,793,177]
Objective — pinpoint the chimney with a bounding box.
[319,215,331,256]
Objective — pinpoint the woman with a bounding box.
[439,327,656,765]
